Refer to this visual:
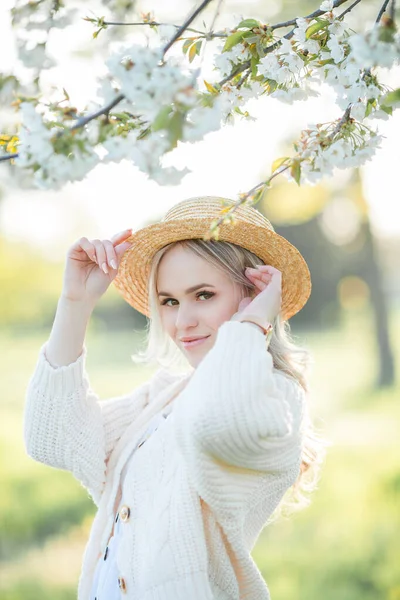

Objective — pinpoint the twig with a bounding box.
[376,0,391,22]
[337,0,364,20]
[207,165,290,233]
[236,69,251,89]
[0,153,18,163]
[270,0,355,30]
[163,0,216,55]
[218,39,281,86]
[198,0,225,64]
[98,20,227,38]
[325,105,352,143]
[70,93,124,131]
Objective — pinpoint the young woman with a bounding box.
[24,196,327,600]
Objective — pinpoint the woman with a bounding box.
[24,196,327,600]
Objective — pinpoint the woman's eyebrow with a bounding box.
[158,283,215,297]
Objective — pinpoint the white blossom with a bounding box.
[348,28,400,69]
[107,45,194,121]
[350,101,366,121]
[320,0,334,11]
[9,9,400,192]
[214,44,251,77]
[102,135,135,162]
[151,165,190,185]
[328,20,347,38]
[182,100,223,142]
[365,109,390,121]
[327,35,345,63]
[17,41,56,70]
[15,103,54,168]
[32,150,99,190]
[257,53,281,80]
[292,20,307,44]
[271,87,309,103]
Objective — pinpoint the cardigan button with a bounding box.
[119,505,131,522]
[118,576,127,592]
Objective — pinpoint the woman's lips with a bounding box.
[182,336,210,349]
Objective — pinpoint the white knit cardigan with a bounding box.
[23,320,306,600]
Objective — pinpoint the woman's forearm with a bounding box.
[45,295,95,367]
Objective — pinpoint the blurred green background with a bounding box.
[1,0,400,598]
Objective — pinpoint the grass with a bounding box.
[0,305,399,599]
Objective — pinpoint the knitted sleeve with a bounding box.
[23,342,154,506]
[171,320,306,519]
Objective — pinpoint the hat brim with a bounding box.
[113,219,311,321]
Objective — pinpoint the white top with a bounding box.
[23,320,307,600]
[89,410,170,600]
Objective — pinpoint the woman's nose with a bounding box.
[175,307,198,329]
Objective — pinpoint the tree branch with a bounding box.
[70,93,124,131]
[270,0,356,30]
[0,0,216,163]
[162,0,216,55]
[204,165,290,237]
[337,0,364,20]
[0,153,18,163]
[325,105,352,144]
[217,0,361,87]
[376,0,391,22]
[97,20,227,38]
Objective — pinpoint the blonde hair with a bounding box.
[131,238,330,522]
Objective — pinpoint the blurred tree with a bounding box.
[258,170,395,388]
[344,168,395,387]
[259,181,343,328]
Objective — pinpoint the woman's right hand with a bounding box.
[61,228,134,306]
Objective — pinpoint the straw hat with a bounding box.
[113,196,311,321]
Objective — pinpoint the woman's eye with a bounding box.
[161,291,214,307]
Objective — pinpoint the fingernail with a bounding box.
[110,259,117,269]
[101,262,108,274]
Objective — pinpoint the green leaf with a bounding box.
[365,99,375,117]
[290,160,301,185]
[152,106,173,131]
[182,39,193,54]
[204,80,218,94]
[223,30,246,52]
[250,55,260,78]
[168,111,185,147]
[381,88,400,106]
[271,156,290,173]
[237,19,260,29]
[380,104,393,115]
[188,43,197,62]
[305,19,330,39]
[246,35,261,46]
[194,39,202,56]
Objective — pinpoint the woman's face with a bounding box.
[157,245,243,368]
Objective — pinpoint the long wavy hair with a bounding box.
[131,238,331,522]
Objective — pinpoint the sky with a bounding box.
[0,0,399,261]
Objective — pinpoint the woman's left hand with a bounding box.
[233,265,282,324]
